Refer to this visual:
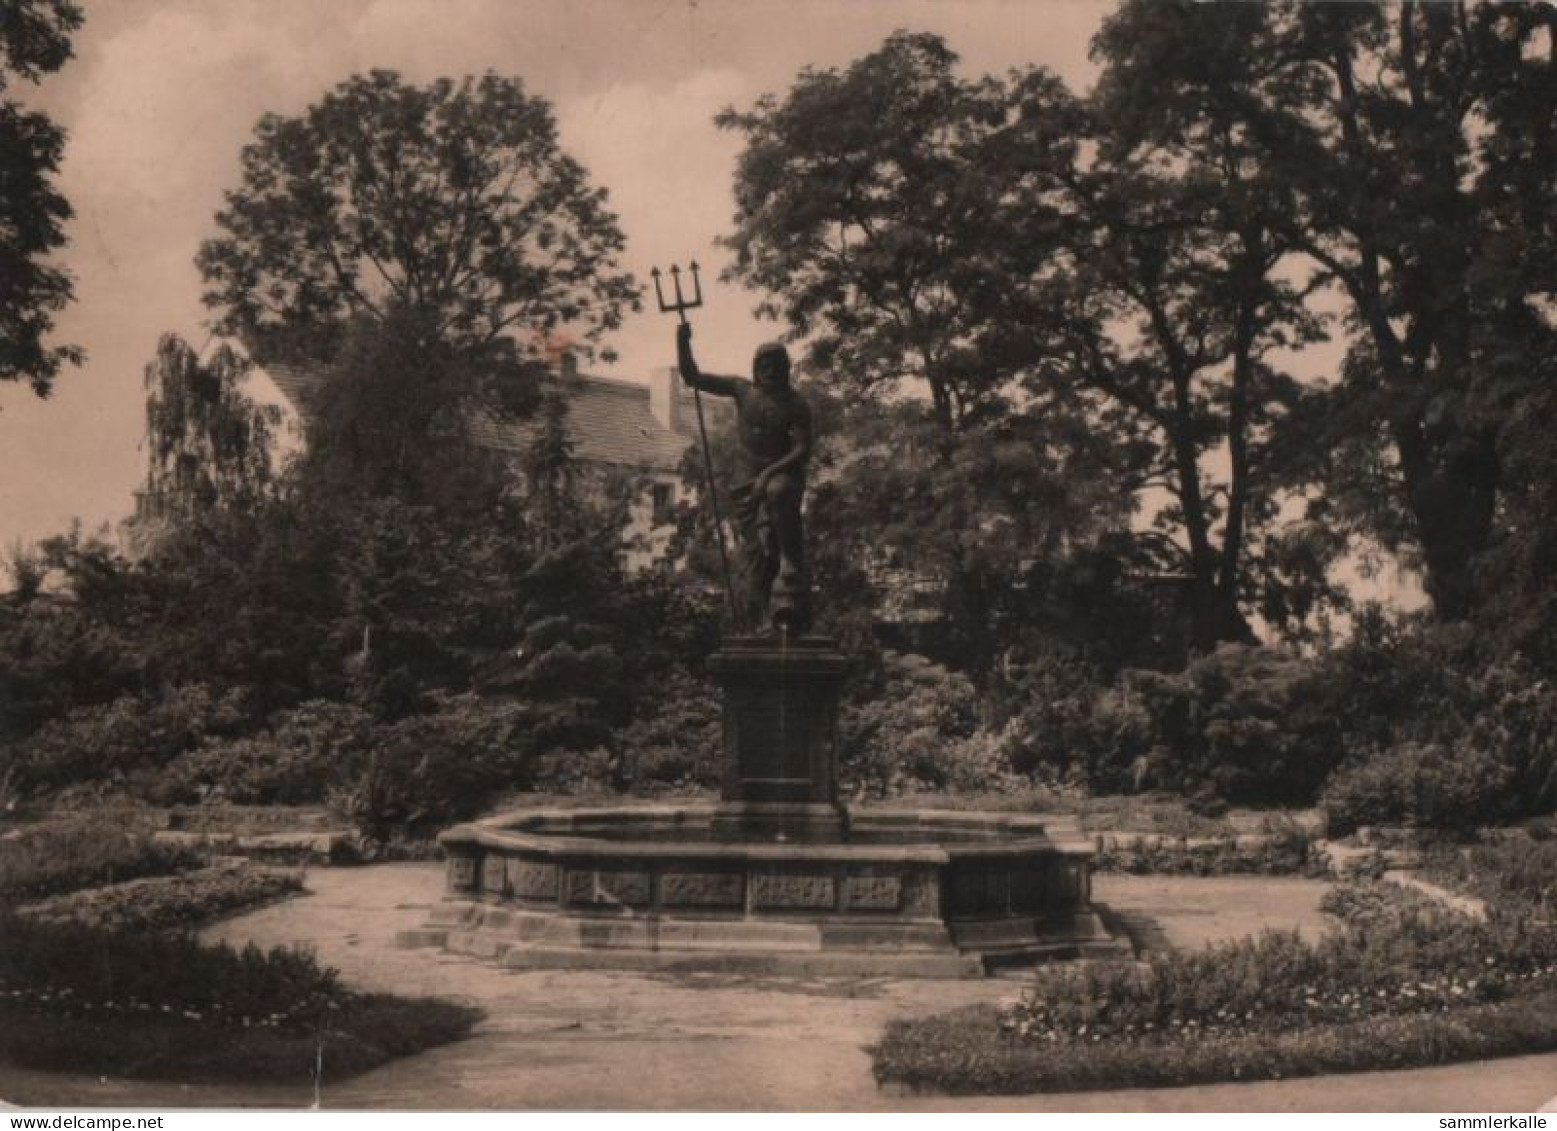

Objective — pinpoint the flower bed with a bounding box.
[872,897,1557,1094]
[1319,879,1453,929]
[23,862,303,932]
[0,912,481,1083]
[871,990,1557,1096]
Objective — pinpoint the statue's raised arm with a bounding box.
[676,323,744,399]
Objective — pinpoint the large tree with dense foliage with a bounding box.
[1001,36,1336,649]
[1092,0,1557,626]
[198,69,638,368]
[719,30,1346,656]
[0,0,83,398]
[717,32,1047,432]
[716,34,1142,669]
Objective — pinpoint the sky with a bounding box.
[0,0,1113,552]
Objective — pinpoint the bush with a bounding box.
[992,645,1342,804]
[612,667,722,791]
[1462,663,1557,817]
[1322,741,1516,836]
[152,700,375,805]
[0,910,340,1024]
[11,685,250,800]
[331,692,532,840]
[840,653,1016,798]
[1418,839,1557,920]
[1094,829,1319,876]
[993,654,1150,791]
[1115,646,1343,806]
[871,991,1557,1096]
[1320,880,1449,930]
[1308,616,1557,832]
[0,815,200,902]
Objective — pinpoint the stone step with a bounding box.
[454,906,830,954]
[492,943,984,978]
[153,828,354,864]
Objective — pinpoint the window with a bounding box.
[650,482,674,526]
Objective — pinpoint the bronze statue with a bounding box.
[677,322,812,634]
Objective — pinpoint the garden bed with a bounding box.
[0,810,482,1085]
[871,990,1557,1096]
[1418,838,1557,920]
[872,887,1557,1095]
[22,862,304,932]
[0,913,479,1084]
[0,814,201,902]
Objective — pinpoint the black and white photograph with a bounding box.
[1,0,1555,1115]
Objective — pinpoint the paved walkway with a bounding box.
[4,865,1555,1111]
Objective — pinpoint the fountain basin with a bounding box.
[401,804,1123,977]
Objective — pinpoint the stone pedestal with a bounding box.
[705,635,849,842]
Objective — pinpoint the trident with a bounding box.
[651,261,738,626]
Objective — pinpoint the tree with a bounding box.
[0,0,84,397]
[1004,36,1334,650]
[138,335,280,526]
[198,69,638,367]
[296,304,522,512]
[1092,0,1557,623]
[718,32,1054,433]
[718,34,1138,670]
[805,394,1143,668]
[719,31,1337,658]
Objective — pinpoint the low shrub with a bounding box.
[1418,838,1557,921]
[1072,795,1244,839]
[1094,828,1319,876]
[840,653,1017,798]
[0,910,339,1023]
[611,667,722,791]
[1319,880,1456,930]
[330,692,532,841]
[11,685,250,799]
[1000,909,1556,1046]
[152,700,375,806]
[0,815,199,902]
[24,863,303,932]
[1322,741,1516,836]
[871,991,1557,1096]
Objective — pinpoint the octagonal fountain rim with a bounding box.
[439,803,1094,865]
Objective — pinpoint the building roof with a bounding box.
[263,361,700,475]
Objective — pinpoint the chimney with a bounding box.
[649,365,683,433]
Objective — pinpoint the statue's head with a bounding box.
[752,342,791,389]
